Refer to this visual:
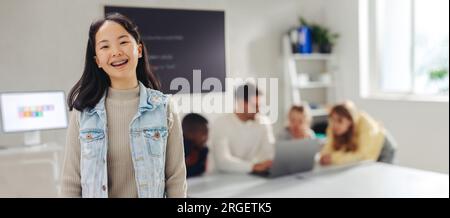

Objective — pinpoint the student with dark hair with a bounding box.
[61,13,186,198]
[182,113,209,178]
[211,83,275,174]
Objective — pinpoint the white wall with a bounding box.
[0,0,322,145]
[1,0,448,174]
[323,0,449,173]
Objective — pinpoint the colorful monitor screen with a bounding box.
[0,91,68,132]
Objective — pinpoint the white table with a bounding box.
[187,162,449,198]
[0,143,63,197]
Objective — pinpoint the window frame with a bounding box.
[359,0,449,102]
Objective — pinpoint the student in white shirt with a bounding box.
[210,83,275,174]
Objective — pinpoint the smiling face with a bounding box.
[94,21,142,84]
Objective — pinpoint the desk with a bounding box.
[187,162,449,198]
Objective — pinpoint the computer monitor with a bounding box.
[0,91,68,146]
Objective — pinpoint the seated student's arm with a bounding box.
[256,121,276,161]
[320,132,371,165]
[319,137,334,165]
[327,145,368,165]
[319,129,334,156]
[320,139,333,156]
[213,135,254,173]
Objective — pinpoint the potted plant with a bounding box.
[299,17,339,53]
[429,68,449,94]
[315,26,339,53]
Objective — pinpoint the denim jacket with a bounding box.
[79,82,169,198]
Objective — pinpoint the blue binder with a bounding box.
[297,26,312,54]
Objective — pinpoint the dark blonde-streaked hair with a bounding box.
[329,104,357,152]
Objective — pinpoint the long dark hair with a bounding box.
[329,104,357,152]
[68,13,160,111]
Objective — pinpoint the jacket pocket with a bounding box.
[79,129,104,159]
[143,127,168,156]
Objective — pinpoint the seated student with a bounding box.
[277,104,316,140]
[211,83,275,174]
[320,101,396,166]
[182,113,209,178]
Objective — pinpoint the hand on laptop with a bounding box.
[252,160,273,173]
[320,154,332,166]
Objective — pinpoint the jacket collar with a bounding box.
[87,81,165,115]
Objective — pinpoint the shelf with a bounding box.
[290,53,334,61]
[294,81,333,89]
[283,35,337,119]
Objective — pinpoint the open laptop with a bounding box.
[251,139,321,178]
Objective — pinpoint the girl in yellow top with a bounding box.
[320,101,396,166]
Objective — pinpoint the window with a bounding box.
[362,0,449,99]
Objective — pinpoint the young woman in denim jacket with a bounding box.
[61,13,187,198]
